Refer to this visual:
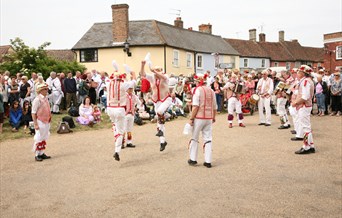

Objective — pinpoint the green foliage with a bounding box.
[0,37,85,79]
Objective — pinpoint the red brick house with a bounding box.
[0,45,14,63]
[324,32,342,73]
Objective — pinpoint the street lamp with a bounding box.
[123,41,132,57]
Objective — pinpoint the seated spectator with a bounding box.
[92,105,101,123]
[183,84,192,114]
[21,100,33,131]
[174,80,184,101]
[76,96,94,126]
[168,92,185,117]
[9,100,22,132]
[137,96,151,120]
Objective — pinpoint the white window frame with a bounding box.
[317,63,321,67]
[197,54,203,69]
[286,62,291,70]
[243,59,248,68]
[261,59,265,68]
[80,49,98,62]
[186,52,192,68]
[173,50,179,67]
[336,46,342,60]
[274,62,279,67]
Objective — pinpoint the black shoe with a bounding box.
[258,123,265,126]
[113,152,120,161]
[290,130,297,134]
[126,143,135,148]
[160,142,167,151]
[203,162,212,168]
[309,147,316,153]
[265,123,271,126]
[121,144,125,149]
[35,156,43,162]
[155,130,164,137]
[295,148,311,154]
[39,153,51,159]
[278,125,290,129]
[188,159,198,166]
[291,137,304,141]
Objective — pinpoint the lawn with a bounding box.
[0,112,113,142]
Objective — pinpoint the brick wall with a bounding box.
[112,4,129,42]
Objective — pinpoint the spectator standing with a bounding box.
[330,71,342,116]
[64,72,77,108]
[315,75,328,116]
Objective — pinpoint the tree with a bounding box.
[0,38,85,79]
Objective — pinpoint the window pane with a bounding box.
[80,49,98,62]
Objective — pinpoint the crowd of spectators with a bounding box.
[0,66,341,134]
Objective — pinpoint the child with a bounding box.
[92,105,101,123]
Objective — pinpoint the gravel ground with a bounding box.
[1,114,341,218]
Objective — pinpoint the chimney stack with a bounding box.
[111,4,129,42]
[279,30,285,42]
[291,39,298,43]
[174,17,183,28]
[259,33,266,42]
[199,23,212,34]
[188,27,193,31]
[249,29,256,41]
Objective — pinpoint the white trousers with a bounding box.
[277,97,290,126]
[189,119,213,163]
[154,98,172,144]
[124,114,134,144]
[32,120,50,156]
[258,96,271,124]
[107,107,125,154]
[227,97,243,124]
[50,91,62,112]
[297,107,314,148]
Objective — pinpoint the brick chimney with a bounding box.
[249,29,256,41]
[111,4,129,42]
[188,27,193,31]
[279,30,285,42]
[174,17,183,28]
[291,39,298,43]
[259,33,266,42]
[199,24,212,34]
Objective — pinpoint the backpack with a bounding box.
[134,112,143,126]
[68,105,79,117]
[62,116,76,128]
[57,121,73,134]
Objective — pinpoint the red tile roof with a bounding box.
[46,50,76,61]
[225,39,268,58]
[0,45,12,62]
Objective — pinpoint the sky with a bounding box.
[1,0,341,49]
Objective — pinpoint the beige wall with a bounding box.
[75,46,165,74]
[165,47,195,75]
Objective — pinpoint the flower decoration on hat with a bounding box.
[193,73,208,86]
[36,83,49,92]
[299,65,313,74]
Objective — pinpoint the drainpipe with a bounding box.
[194,52,197,74]
[163,45,167,73]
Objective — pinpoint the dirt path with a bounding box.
[1,114,341,217]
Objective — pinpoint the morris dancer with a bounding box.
[122,83,139,149]
[277,70,294,129]
[140,61,171,152]
[291,65,315,154]
[256,70,274,126]
[106,64,136,161]
[46,71,63,114]
[31,83,51,162]
[188,74,217,168]
[222,72,245,128]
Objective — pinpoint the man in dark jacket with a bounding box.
[64,72,77,109]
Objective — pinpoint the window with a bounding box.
[80,49,98,62]
[197,54,203,69]
[274,62,279,67]
[285,62,290,69]
[186,53,192,68]
[295,62,301,68]
[261,59,265,68]
[243,59,248,67]
[317,63,321,67]
[336,46,342,60]
[173,50,179,67]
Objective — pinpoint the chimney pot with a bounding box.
[249,29,256,41]
[279,30,285,42]
[199,23,212,34]
[174,17,183,28]
[188,27,193,31]
[259,33,266,42]
[112,4,129,42]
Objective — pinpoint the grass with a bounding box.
[0,112,113,142]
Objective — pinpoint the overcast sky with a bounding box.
[1,0,341,49]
